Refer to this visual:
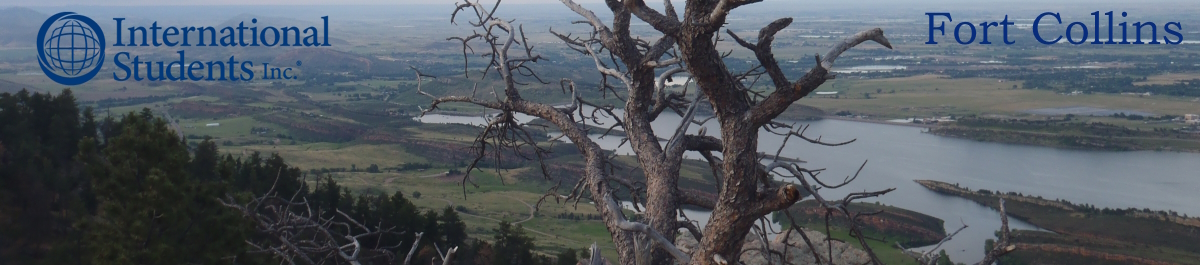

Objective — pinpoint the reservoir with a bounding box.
[419,107,1200,262]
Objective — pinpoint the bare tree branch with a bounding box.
[402,232,423,265]
[440,246,458,265]
[747,28,892,127]
[427,1,912,265]
[220,190,416,265]
[620,0,681,35]
[976,198,1016,265]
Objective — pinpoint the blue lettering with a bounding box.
[240,61,254,80]
[166,50,185,81]
[187,61,204,81]
[261,26,280,46]
[113,18,126,46]
[926,13,952,44]
[113,52,131,81]
[1066,22,1088,45]
[1164,22,1184,44]
[163,27,179,46]
[955,22,976,44]
[1034,12,1063,44]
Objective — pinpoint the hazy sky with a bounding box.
[10,0,563,6]
[1,0,1176,6]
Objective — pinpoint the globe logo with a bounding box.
[37,12,106,86]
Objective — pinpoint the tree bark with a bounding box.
[436,1,903,264]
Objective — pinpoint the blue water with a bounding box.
[419,109,1200,262]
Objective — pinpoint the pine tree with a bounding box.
[189,138,219,181]
[441,206,468,247]
[556,248,579,265]
[423,210,444,247]
[80,110,251,265]
[313,175,342,216]
[0,89,93,263]
[380,190,423,253]
[492,221,536,265]
[81,107,98,140]
[474,240,494,265]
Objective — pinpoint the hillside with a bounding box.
[0,7,45,47]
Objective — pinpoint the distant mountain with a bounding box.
[274,47,370,73]
[217,13,316,31]
[0,7,47,47]
[215,13,348,46]
[0,79,37,94]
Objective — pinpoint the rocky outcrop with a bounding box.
[675,228,871,265]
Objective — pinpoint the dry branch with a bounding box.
[419,1,949,265]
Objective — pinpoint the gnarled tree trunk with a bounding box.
[426,1,1014,265]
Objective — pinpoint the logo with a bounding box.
[37,12,106,86]
[32,12,325,84]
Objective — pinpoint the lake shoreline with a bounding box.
[419,109,1200,263]
[821,115,937,128]
[819,115,1200,153]
[914,179,1200,265]
[927,125,1200,153]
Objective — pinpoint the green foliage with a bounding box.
[312,175,343,216]
[80,110,251,264]
[190,138,220,181]
[400,162,434,171]
[231,152,308,197]
[423,210,444,248]
[936,250,953,265]
[556,248,579,265]
[0,89,95,263]
[442,206,468,247]
[1,91,465,264]
[1009,69,1200,97]
[493,221,537,265]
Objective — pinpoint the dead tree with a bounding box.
[219,180,451,265]
[425,1,1016,264]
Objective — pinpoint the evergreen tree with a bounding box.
[379,190,423,254]
[81,107,98,140]
[313,175,342,216]
[556,248,579,265]
[79,110,251,265]
[0,90,458,265]
[0,89,94,263]
[452,240,479,265]
[474,240,494,265]
[189,138,219,181]
[492,221,536,265]
[423,210,444,247]
[441,206,468,247]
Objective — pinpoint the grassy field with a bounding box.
[214,134,931,264]
[3,6,1199,264]
[802,226,921,265]
[11,66,1189,265]
[206,114,625,260]
[0,73,185,100]
[801,74,1200,121]
[295,158,627,261]
[222,143,429,169]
